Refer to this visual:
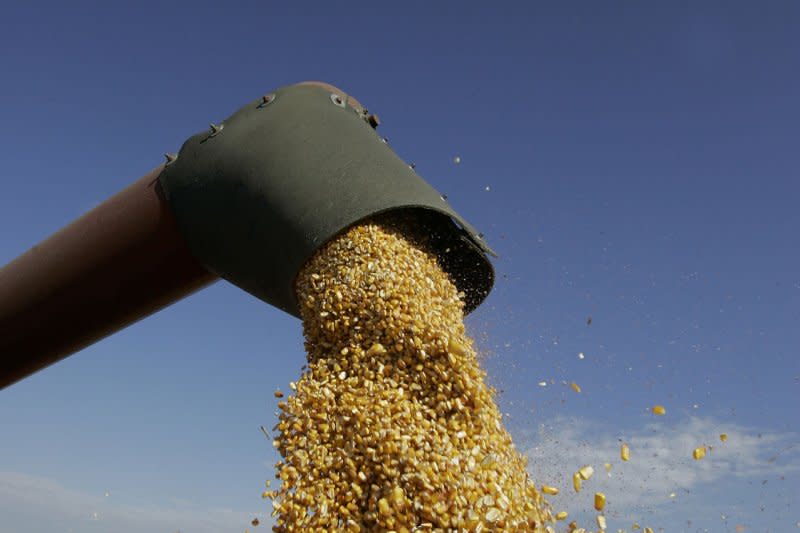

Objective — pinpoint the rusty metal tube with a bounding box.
[0,167,217,389]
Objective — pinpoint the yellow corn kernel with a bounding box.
[377,497,392,516]
[594,492,606,511]
[541,485,559,495]
[596,514,607,530]
[604,462,612,473]
[720,433,728,442]
[447,338,469,358]
[480,453,498,469]
[644,528,654,533]
[578,465,594,480]
[570,382,581,393]
[693,446,707,460]
[367,343,386,357]
[572,472,582,492]
[390,486,405,508]
[621,443,630,461]
[632,524,640,530]
[652,405,666,416]
[555,511,568,520]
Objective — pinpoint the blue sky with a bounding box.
[1,2,798,532]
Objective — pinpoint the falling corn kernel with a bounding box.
[390,486,405,508]
[573,472,582,492]
[555,511,568,520]
[570,382,582,393]
[621,443,630,461]
[604,462,612,473]
[652,405,666,416]
[594,492,606,511]
[480,453,499,469]
[720,433,728,442]
[261,491,269,499]
[541,485,559,495]
[273,390,284,398]
[578,465,595,480]
[448,337,470,358]
[693,446,707,460]
[367,343,386,357]
[632,524,640,530]
[266,217,552,531]
[644,528,654,533]
[377,497,391,516]
[251,518,260,526]
[596,514,607,529]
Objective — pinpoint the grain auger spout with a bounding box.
[0,81,494,390]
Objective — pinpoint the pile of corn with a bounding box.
[266,215,553,532]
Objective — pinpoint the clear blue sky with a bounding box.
[1,2,798,532]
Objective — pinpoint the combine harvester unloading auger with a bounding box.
[0,81,493,389]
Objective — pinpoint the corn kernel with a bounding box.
[378,497,391,516]
[652,405,666,416]
[594,492,606,511]
[390,486,405,508]
[621,443,630,461]
[596,514,607,530]
[720,433,728,442]
[485,507,501,522]
[573,472,582,492]
[555,511,568,520]
[480,453,498,469]
[367,343,386,357]
[570,382,582,393]
[693,446,707,460]
[447,338,469,358]
[541,485,559,495]
[578,465,594,480]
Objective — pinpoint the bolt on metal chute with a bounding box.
[0,81,495,390]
